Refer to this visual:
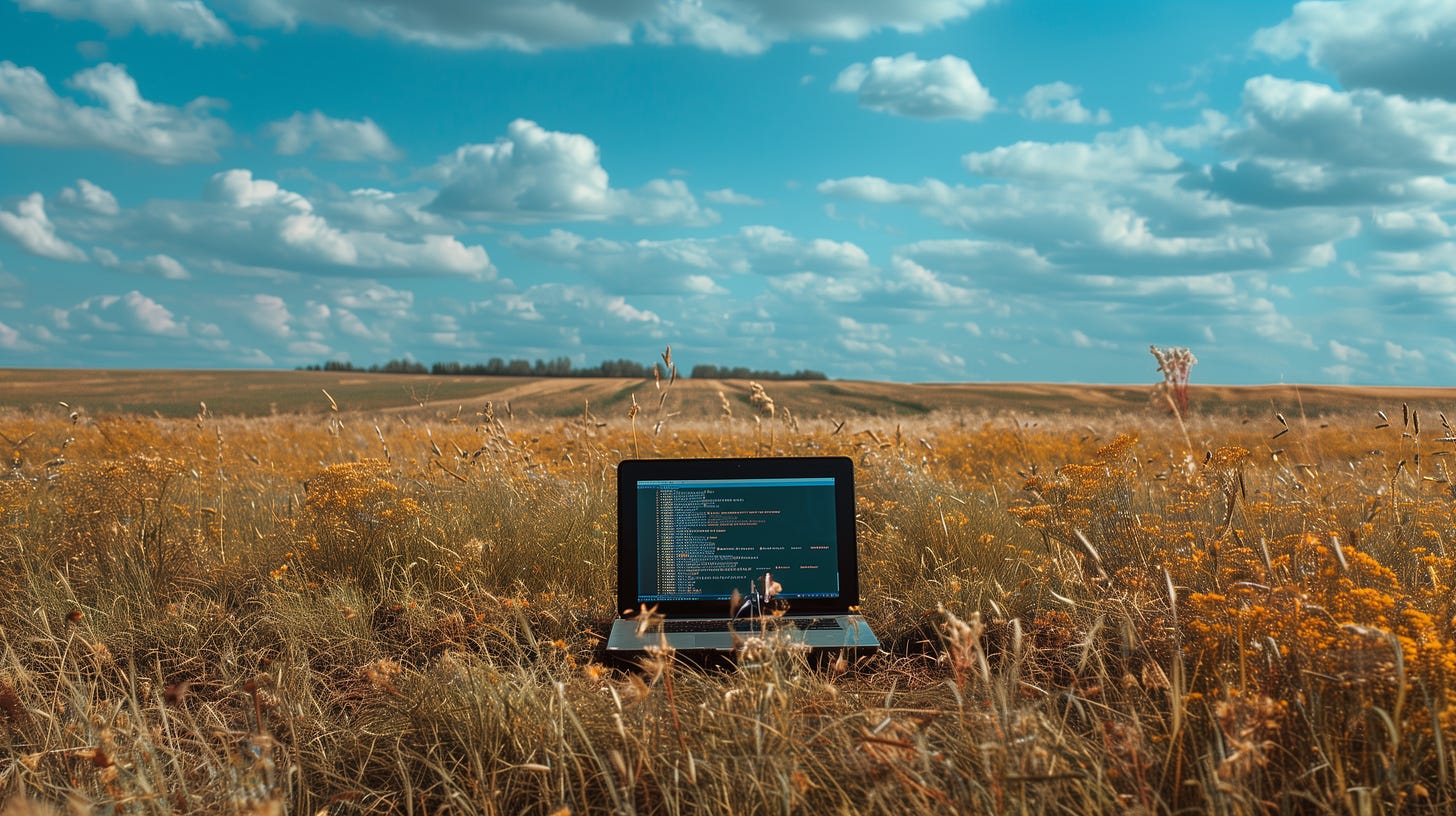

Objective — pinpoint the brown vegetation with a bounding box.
[2,376,1456,813]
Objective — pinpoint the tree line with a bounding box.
[299,357,828,381]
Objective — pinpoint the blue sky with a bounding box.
[1,0,1453,384]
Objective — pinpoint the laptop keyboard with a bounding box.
[662,617,844,633]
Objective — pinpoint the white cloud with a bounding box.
[0,193,88,261]
[58,178,119,215]
[1195,76,1456,208]
[1372,209,1451,241]
[1020,82,1109,124]
[267,110,401,161]
[1254,0,1456,101]
[123,169,496,279]
[652,0,994,55]
[963,127,1181,184]
[898,240,1318,352]
[334,282,414,316]
[0,320,36,351]
[205,168,311,210]
[335,308,383,342]
[820,176,1276,267]
[1233,77,1456,172]
[226,0,990,54]
[1329,339,1367,362]
[470,284,665,355]
[1385,339,1425,362]
[62,290,189,337]
[233,0,641,50]
[503,225,871,294]
[16,0,234,45]
[603,295,660,324]
[122,290,186,336]
[246,293,293,338]
[324,187,457,233]
[142,253,189,279]
[768,271,869,302]
[1157,110,1231,149]
[705,188,765,206]
[0,61,229,163]
[427,119,716,225]
[835,315,895,358]
[1370,269,1456,317]
[833,53,995,120]
[881,256,978,306]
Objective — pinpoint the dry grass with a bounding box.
[2,384,1456,813]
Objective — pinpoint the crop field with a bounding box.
[4,375,1456,814]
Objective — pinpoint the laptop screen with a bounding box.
[636,476,840,602]
[617,457,859,618]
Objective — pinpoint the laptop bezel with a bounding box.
[616,456,861,621]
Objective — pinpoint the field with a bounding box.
[9,367,1456,419]
[4,371,1456,814]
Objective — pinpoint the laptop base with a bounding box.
[605,616,879,657]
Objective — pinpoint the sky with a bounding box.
[0,0,1454,384]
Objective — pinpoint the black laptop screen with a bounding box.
[635,476,840,603]
[617,456,860,617]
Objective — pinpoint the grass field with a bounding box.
[4,372,1456,813]
[8,367,1456,419]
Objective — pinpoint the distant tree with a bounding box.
[689,364,826,381]
[312,354,822,380]
[373,358,427,374]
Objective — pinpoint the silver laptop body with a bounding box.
[606,456,880,656]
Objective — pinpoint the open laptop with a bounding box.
[606,455,880,656]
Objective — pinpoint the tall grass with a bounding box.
[2,397,1454,813]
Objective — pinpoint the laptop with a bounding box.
[605,455,880,656]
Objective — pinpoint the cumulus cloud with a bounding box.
[60,290,189,337]
[879,256,979,306]
[247,293,293,338]
[1189,76,1456,208]
[1372,209,1452,245]
[0,193,88,261]
[231,0,642,50]
[1385,339,1426,362]
[150,254,189,279]
[820,175,1279,269]
[426,119,715,225]
[118,169,495,278]
[0,320,35,352]
[58,178,120,215]
[655,0,993,54]
[834,315,895,358]
[464,284,666,359]
[1233,77,1456,173]
[895,239,1316,351]
[705,188,765,206]
[267,110,401,161]
[16,0,234,45]
[1371,270,1456,317]
[221,0,988,54]
[964,127,1182,183]
[0,61,229,164]
[832,53,995,120]
[1020,82,1109,124]
[502,225,871,294]
[1254,0,1456,101]
[1329,339,1367,362]
[322,188,459,233]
